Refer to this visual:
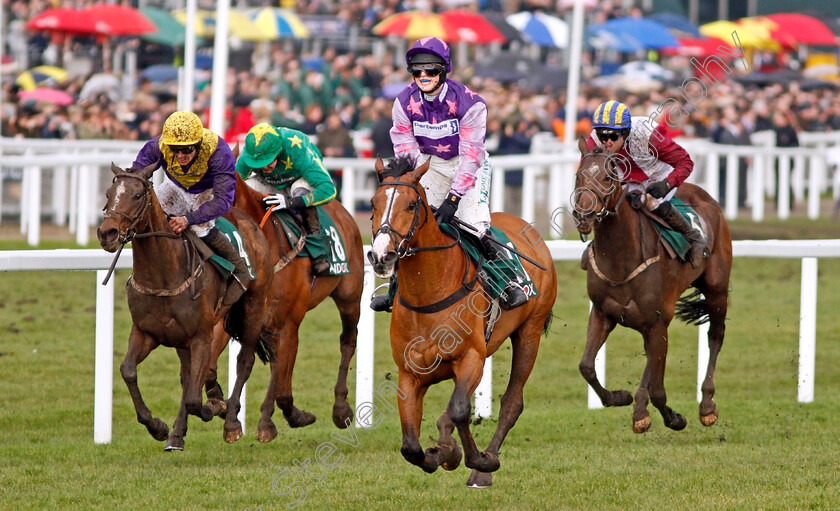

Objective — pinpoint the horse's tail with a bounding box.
[675,289,710,325]
[542,309,555,336]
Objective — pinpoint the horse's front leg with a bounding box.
[579,306,631,406]
[119,325,169,441]
[165,347,192,451]
[272,321,316,429]
[256,327,281,442]
[184,336,215,422]
[331,296,359,429]
[396,373,436,472]
[644,322,686,433]
[450,350,500,474]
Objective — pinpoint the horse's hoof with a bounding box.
[164,436,184,451]
[224,425,243,443]
[700,408,719,427]
[466,470,493,489]
[608,390,633,407]
[667,412,687,431]
[204,398,227,419]
[332,402,354,429]
[467,451,500,473]
[287,409,316,428]
[255,421,278,443]
[442,444,462,471]
[148,418,170,441]
[633,416,651,433]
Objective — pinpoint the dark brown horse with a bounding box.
[572,139,732,433]
[97,163,273,450]
[231,171,364,441]
[367,156,557,488]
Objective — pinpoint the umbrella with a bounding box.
[589,17,678,50]
[484,12,525,44]
[79,73,122,102]
[763,13,838,46]
[247,8,309,39]
[372,10,506,44]
[15,66,68,91]
[661,36,730,57]
[586,29,644,52]
[81,4,156,36]
[139,6,206,47]
[24,7,98,35]
[172,8,273,41]
[139,64,179,83]
[648,12,701,38]
[735,17,795,51]
[616,61,675,81]
[471,51,543,82]
[700,20,772,49]
[18,88,74,105]
[506,11,569,48]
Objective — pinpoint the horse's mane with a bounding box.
[380,155,415,180]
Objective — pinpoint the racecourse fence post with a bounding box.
[355,268,376,427]
[228,339,245,432]
[25,165,41,246]
[697,321,710,403]
[94,270,114,444]
[798,257,818,403]
[475,356,492,419]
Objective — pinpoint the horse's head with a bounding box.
[572,137,627,236]
[97,162,157,252]
[367,156,431,277]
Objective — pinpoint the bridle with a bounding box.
[373,180,459,257]
[575,153,628,226]
[102,172,155,245]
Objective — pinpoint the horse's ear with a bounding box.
[233,142,240,160]
[578,136,589,155]
[110,162,121,175]
[403,156,431,184]
[374,156,386,176]
[137,162,157,180]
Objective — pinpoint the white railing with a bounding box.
[2,238,838,443]
[4,132,840,247]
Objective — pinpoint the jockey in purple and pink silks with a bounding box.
[369,36,528,312]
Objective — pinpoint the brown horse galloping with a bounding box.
[97,163,273,450]
[572,139,732,433]
[368,157,557,488]
[231,171,364,441]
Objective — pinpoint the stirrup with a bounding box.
[500,281,528,311]
[311,256,330,275]
[370,282,393,312]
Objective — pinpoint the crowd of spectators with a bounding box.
[2,0,840,172]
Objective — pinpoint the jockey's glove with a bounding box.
[646,179,672,199]
[263,193,288,211]
[434,193,461,226]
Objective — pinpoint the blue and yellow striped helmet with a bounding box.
[592,100,631,129]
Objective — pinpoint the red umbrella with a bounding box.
[82,4,157,36]
[373,10,506,44]
[25,8,98,35]
[662,36,731,57]
[763,13,837,46]
[18,88,75,105]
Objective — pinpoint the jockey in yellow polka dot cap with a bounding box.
[236,123,337,275]
[131,110,251,305]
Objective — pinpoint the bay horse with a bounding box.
[367,156,557,488]
[97,162,273,450]
[572,139,732,433]
[231,169,364,441]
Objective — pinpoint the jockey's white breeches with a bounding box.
[623,164,678,210]
[156,179,215,237]
[419,154,492,235]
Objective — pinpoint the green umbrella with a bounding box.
[139,7,206,47]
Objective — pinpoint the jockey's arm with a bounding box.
[450,102,487,198]
[650,124,694,187]
[290,151,337,209]
[389,100,422,166]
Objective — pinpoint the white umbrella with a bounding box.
[616,61,675,81]
[79,73,122,102]
[506,11,569,48]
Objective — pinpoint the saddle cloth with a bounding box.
[270,206,351,276]
[652,197,707,262]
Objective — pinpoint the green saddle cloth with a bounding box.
[271,207,351,276]
[652,197,704,262]
[439,224,539,301]
[209,217,256,279]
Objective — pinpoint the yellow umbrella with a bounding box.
[15,65,68,91]
[700,20,774,50]
[172,9,273,41]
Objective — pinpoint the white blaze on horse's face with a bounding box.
[370,187,399,277]
[112,180,128,209]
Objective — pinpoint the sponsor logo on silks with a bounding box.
[412,119,459,139]
[330,262,349,273]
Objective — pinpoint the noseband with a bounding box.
[103,173,154,245]
[575,154,628,224]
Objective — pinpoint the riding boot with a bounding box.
[480,233,529,310]
[370,278,396,312]
[303,207,331,276]
[201,227,251,305]
[652,201,708,268]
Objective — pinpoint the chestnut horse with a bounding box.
[231,171,364,441]
[367,157,557,488]
[97,163,273,450]
[572,139,732,433]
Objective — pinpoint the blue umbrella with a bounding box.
[589,17,678,50]
[139,64,179,83]
[648,12,701,38]
[506,11,569,48]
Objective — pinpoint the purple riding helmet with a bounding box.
[406,37,452,73]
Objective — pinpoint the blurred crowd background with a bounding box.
[2,0,840,171]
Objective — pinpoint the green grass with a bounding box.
[1,220,839,510]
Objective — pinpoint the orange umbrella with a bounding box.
[373,10,506,44]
